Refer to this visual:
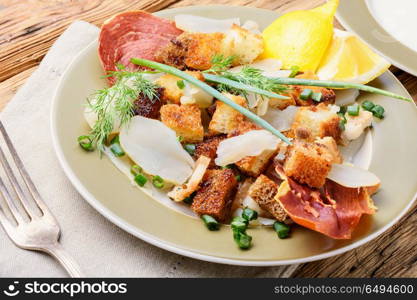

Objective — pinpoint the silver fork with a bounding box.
[0,121,84,277]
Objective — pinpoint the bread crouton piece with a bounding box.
[227,121,277,177]
[194,135,226,168]
[222,24,264,65]
[156,27,263,70]
[191,169,238,221]
[269,96,297,110]
[315,137,343,164]
[235,149,277,177]
[160,104,204,143]
[248,175,288,222]
[283,140,333,188]
[289,86,336,106]
[228,121,260,137]
[291,103,341,143]
[133,87,164,119]
[156,71,204,104]
[156,32,225,70]
[208,94,247,135]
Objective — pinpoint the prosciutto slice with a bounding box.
[276,178,376,239]
[99,11,183,84]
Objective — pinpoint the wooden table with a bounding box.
[0,0,416,277]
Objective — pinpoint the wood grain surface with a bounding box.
[0,0,416,277]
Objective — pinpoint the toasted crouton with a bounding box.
[132,87,164,119]
[222,24,263,65]
[283,140,333,188]
[291,103,341,142]
[156,27,263,70]
[227,121,277,177]
[289,86,336,106]
[269,96,297,110]
[194,135,226,168]
[228,121,260,137]
[156,74,183,104]
[160,104,204,143]
[191,169,238,221]
[208,94,247,135]
[315,137,343,164]
[235,150,277,177]
[156,71,205,105]
[156,32,225,70]
[248,175,288,222]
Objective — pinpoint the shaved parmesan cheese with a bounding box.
[262,106,299,132]
[174,14,240,33]
[342,110,373,141]
[180,81,213,108]
[242,195,263,213]
[120,116,194,185]
[256,97,270,116]
[335,89,360,106]
[327,163,380,188]
[215,130,280,166]
[168,156,210,202]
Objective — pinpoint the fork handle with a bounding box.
[45,243,85,277]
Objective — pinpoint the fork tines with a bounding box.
[0,121,52,225]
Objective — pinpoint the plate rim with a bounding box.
[51,5,417,267]
[336,0,417,77]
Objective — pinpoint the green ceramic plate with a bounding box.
[337,0,417,77]
[51,5,417,266]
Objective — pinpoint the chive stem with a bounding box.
[131,58,291,145]
[268,77,412,102]
[203,73,289,100]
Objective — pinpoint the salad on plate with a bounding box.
[77,0,412,250]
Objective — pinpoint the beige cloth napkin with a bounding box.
[0,21,297,277]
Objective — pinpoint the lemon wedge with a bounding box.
[261,0,339,71]
[317,29,391,84]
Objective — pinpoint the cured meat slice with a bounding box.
[276,177,376,239]
[99,11,183,85]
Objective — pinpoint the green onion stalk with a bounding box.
[267,77,412,102]
[131,58,292,145]
[203,73,289,100]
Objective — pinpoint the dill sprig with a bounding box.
[81,71,160,152]
[204,54,288,98]
[204,54,236,74]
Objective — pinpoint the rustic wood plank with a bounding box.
[0,66,36,110]
[0,0,416,278]
[293,203,417,277]
[0,0,180,82]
